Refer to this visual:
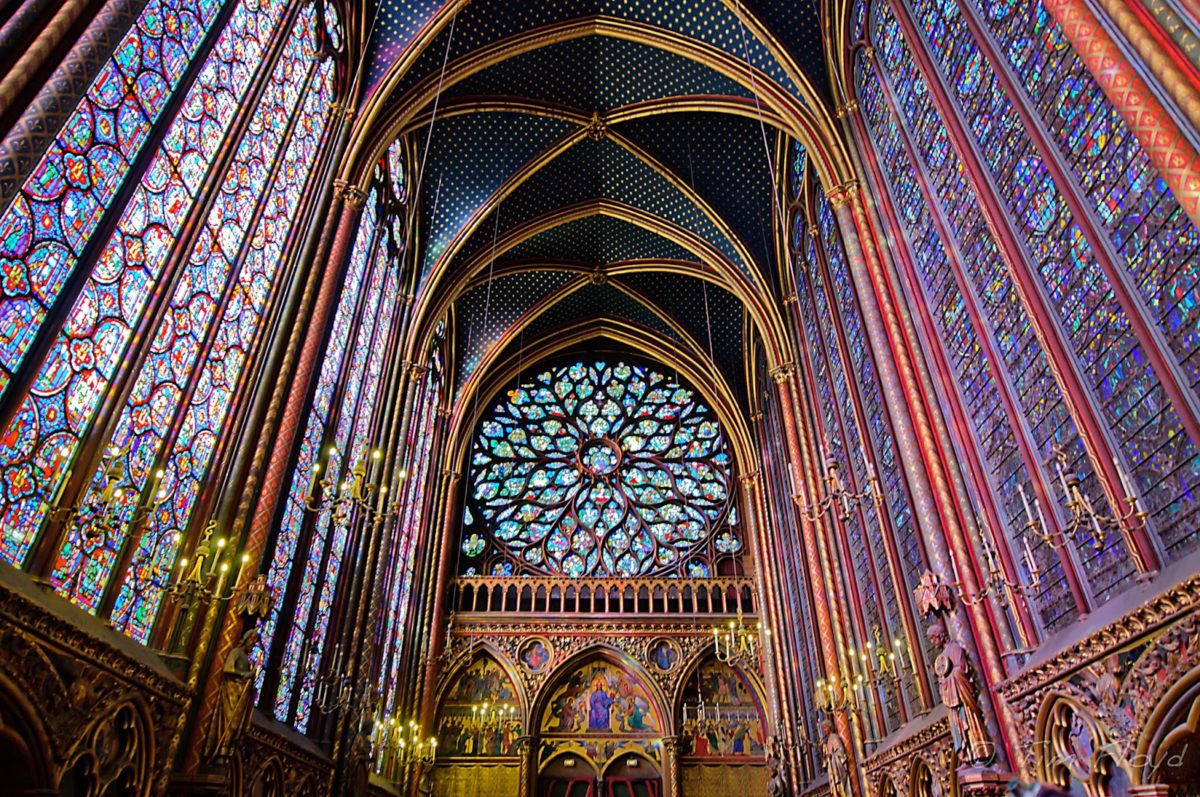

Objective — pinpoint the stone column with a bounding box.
[662,736,681,797]
[1090,0,1200,135]
[1042,0,1200,229]
[516,735,534,797]
[769,365,861,797]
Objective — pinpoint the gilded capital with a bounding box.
[825,180,860,210]
[769,363,795,384]
[333,179,368,208]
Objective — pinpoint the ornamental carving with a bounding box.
[439,622,724,709]
[0,573,190,795]
[861,714,954,797]
[996,574,1200,782]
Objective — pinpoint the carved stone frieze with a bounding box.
[996,574,1200,782]
[861,715,953,797]
[238,719,334,796]
[0,572,191,795]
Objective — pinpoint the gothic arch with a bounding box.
[0,667,52,794]
[60,698,155,797]
[1136,661,1200,788]
[445,323,759,481]
[1033,693,1120,797]
[531,644,671,738]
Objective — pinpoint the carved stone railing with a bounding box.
[451,576,756,617]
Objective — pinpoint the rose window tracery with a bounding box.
[463,360,739,578]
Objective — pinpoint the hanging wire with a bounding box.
[686,138,718,365]
[408,11,459,231]
[731,0,791,259]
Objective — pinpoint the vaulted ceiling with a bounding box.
[345,0,846,420]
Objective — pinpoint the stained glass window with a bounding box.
[462,360,738,579]
[45,7,332,634]
[378,344,443,716]
[850,0,1075,629]
[256,186,381,695]
[897,0,1200,568]
[273,219,403,731]
[0,0,230,395]
[787,170,926,722]
[0,0,297,565]
[970,0,1200,553]
[0,0,335,647]
[858,0,1132,620]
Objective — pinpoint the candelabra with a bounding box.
[49,444,171,546]
[309,643,354,714]
[795,444,883,522]
[814,626,915,740]
[952,518,1042,613]
[372,714,436,780]
[469,702,517,735]
[305,445,402,525]
[813,672,859,715]
[159,521,252,656]
[712,609,768,669]
[1017,447,1148,560]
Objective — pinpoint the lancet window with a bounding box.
[0,0,338,644]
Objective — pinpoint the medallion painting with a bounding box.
[437,655,523,757]
[678,658,766,759]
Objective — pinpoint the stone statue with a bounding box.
[927,622,994,766]
[205,626,259,761]
[820,720,851,797]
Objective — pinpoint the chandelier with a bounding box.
[712,609,768,668]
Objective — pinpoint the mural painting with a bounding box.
[437,655,524,757]
[540,659,661,737]
[678,658,766,758]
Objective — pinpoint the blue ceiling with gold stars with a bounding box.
[362,0,831,411]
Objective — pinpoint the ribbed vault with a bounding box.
[343,0,851,420]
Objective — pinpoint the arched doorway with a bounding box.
[602,752,662,797]
[538,751,663,797]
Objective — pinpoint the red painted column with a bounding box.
[831,183,1019,765]
[1096,0,1200,133]
[770,365,861,796]
[183,184,365,770]
[1042,0,1200,230]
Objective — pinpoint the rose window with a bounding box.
[463,360,740,578]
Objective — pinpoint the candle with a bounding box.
[981,534,997,572]
[1033,496,1049,536]
[236,552,249,586]
[1054,460,1071,500]
[1018,483,1035,526]
[1114,456,1145,513]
